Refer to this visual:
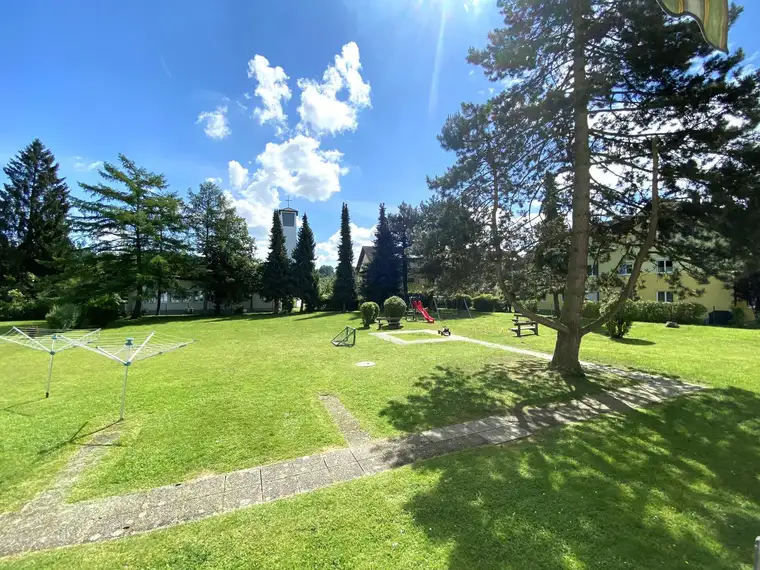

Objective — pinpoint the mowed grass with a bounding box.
[4,388,759,570]
[444,313,760,391]
[0,313,630,511]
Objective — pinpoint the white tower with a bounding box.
[278,208,298,258]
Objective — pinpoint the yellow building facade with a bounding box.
[537,248,753,320]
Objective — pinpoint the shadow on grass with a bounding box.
[0,397,45,417]
[380,360,621,434]
[295,311,361,321]
[38,420,122,455]
[389,383,760,569]
[610,337,656,346]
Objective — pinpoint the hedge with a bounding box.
[582,299,707,325]
[472,294,500,312]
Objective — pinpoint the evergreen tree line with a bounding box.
[0,143,352,323]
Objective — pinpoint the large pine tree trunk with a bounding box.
[552,291,561,317]
[550,0,590,376]
[155,292,162,316]
[131,286,143,320]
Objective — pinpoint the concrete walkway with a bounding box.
[0,337,704,559]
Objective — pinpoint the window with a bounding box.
[585,291,600,302]
[657,291,674,303]
[193,291,204,302]
[618,261,633,276]
[281,212,296,227]
[587,263,598,277]
[656,259,673,274]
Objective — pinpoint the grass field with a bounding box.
[2,312,759,568]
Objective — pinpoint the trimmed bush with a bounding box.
[603,298,636,338]
[630,301,707,324]
[473,294,500,312]
[449,293,473,307]
[730,306,745,326]
[519,299,540,314]
[82,294,122,327]
[582,300,601,319]
[360,301,380,327]
[45,304,81,330]
[383,296,406,319]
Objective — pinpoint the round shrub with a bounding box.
[730,306,746,326]
[581,300,601,319]
[603,298,636,338]
[383,296,407,319]
[360,301,380,328]
[45,304,81,330]
[82,294,122,327]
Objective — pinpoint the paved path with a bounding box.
[0,336,704,559]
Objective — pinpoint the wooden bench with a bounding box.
[376,317,402,330]
[511,315,538,337]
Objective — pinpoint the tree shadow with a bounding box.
[295,311,361,321]
[394,387,760,569]
[379,360,627,434]
[610,337,656,346]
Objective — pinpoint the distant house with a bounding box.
[536,245,752,320]
[126,208,300,315]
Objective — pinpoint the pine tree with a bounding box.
[332,203,357,311]
[361,204,402,304]
[434,0,760,374]
[73,155,184,319]
[147,192,186,315]
[260,210,291,314]
[533,174,570,316]
[388,202,421,298]
[0,139,70,293]
[291,214,319,312]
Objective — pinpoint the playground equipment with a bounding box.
[71,331,195,420]
[331,326,356,347]
[432,296,472,321]
[0,327,101,397]
[409,299,435,323]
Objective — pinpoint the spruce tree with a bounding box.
[0,139,70,293]
[332,203,357,311]
[361,204,402,304]
[291,214,319,312]
[260,210,291,314]
[73,155,183,319]
[186,181,258,314]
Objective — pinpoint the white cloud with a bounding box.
[197,105,231,140]
[296,41,371,136]
[247,135,347,202]
[224,135,349,256]
[205,177,222,185]
[315,223,375,266]
[248,55,292,133]
[228,160,249,189]
[73,160,103,172]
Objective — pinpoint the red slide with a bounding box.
[412,299,435,323]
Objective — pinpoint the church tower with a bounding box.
[278,207,298,258]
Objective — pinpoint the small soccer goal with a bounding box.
[331,326,356,347]
[0,327,101,397]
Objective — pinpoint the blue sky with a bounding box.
[1,0,758,265]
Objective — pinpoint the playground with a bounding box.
[1,313,759,568]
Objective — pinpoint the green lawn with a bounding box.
[0,313,627,511]
[2,312,759,569]
[3,389,758,570]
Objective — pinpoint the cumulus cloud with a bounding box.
[228,160,249,189]
[197,105,231,140]
[315,223,375,266]
[224,135,350,255]
[248,55,291,133]
[296,42,371,136]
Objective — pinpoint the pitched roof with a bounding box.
[356,246,375,271]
